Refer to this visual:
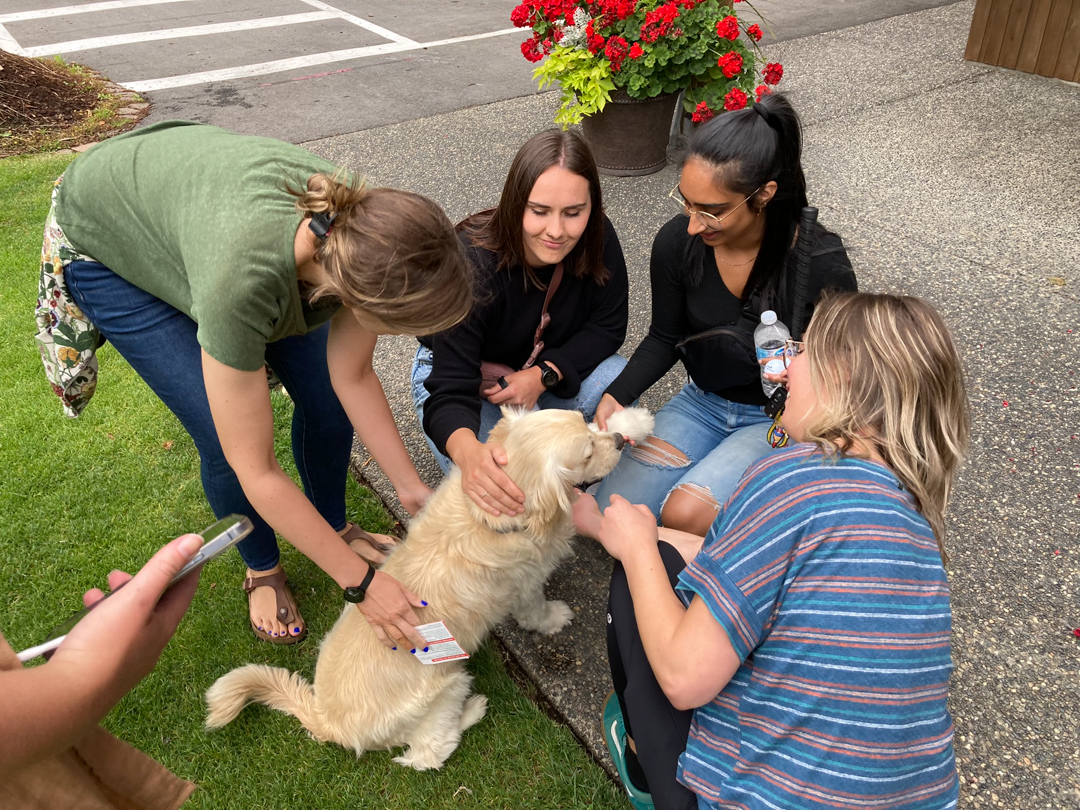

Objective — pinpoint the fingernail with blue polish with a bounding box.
[421,601,428,606]
[392,646,397,651]
[410,648,416,654]
[423,646,429,653]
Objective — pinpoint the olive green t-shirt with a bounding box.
[56,120,341,371]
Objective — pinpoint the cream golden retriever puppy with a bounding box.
[204,406,653,770]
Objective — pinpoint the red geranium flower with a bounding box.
[629,42,644,59]
[724,87,748,111]
[641,2,680,43]
[521,36,544,63]
[754,84,771,101]
[586,20,606,54]
[717,51,743,78]
[605,35,631,71]
[716,15,739,40]
[746,23,763,41]
[691,101,714,123]
[510,4,531,27]
[763,62,784,85]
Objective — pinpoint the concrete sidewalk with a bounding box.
[305,2,1079,807]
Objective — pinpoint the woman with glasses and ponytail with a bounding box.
[36,121,472,651]
[593,93,857,536]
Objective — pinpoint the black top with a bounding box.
[420,216,629,455]
[605,214,857,408]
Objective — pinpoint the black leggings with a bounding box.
[607,542,697,810]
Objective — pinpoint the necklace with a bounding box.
[714,246,759,267]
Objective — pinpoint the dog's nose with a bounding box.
[613,432,626,451]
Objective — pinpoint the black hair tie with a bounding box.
[752,101,782,134]
[309,211,336,240]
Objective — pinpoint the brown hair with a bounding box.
[292,171,472,335]
[800,292,970,559]
[463,129,608,290]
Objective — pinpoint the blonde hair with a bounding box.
[800,292,970,559]
[292,171,472,335]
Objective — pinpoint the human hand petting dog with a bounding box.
[481,366,546,410]
[597,495,660,563]
[446,429,525,517]
[355,571,428,650]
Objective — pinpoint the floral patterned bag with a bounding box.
[34,175,104,418]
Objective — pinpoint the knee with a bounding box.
[660,485,720,536]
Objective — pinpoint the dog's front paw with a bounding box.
[517,599,574,635]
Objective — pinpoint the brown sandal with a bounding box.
[340,523,398,568]
[243,569,306,644]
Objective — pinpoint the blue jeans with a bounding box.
[594,381,776,519]
[410,344,627,473]
[65,260,353,571]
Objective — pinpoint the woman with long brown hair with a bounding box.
[36,121,472,650]
[411,128,629,514]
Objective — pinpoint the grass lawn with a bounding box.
[0,153,625,809]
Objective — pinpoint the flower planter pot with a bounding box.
[581,89,680,177]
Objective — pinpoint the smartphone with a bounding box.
[16,514,253,662]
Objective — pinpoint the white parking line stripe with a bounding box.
[123,27,524,92]
[0,0,195,25]
[0,23,25,55]
[20,12,338,57]
[297,0,416,46]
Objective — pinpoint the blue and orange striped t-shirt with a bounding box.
[676,444,958,809]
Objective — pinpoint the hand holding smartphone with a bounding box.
[16,515,253,663]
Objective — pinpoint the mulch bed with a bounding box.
[0,51,142,157]
[0,50,100,132]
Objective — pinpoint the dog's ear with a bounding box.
[502,414,577,532]
[500,405,528,423]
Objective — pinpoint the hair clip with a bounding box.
[309,211,336,240]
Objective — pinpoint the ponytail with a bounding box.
[289,170,473,336]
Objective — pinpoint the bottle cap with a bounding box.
[761,310,777,325]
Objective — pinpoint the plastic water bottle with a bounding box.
[754,310,790,397]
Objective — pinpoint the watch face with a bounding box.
[541,365,558,388]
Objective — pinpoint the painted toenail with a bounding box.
[292,627,300,634]
[423,647,429,652]
[392,646,397,650]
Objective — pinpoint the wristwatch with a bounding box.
[538,360,559,390]
[343,564,376,603]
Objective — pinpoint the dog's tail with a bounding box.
[205,664,334,741]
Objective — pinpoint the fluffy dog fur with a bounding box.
[204,406,653,770]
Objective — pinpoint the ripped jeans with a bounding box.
[593,381,775,520]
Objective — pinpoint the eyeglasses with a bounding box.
[668,185,761,229]
[782,338,805,369]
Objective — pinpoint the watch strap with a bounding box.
[344,564,376,603]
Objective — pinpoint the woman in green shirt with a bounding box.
[37,122,472,649]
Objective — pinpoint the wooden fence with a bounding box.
[965,0,1080,81]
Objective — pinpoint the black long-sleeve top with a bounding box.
[420,216,629,455]
[605,214,857,408]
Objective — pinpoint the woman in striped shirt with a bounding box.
[575,292,969,810]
